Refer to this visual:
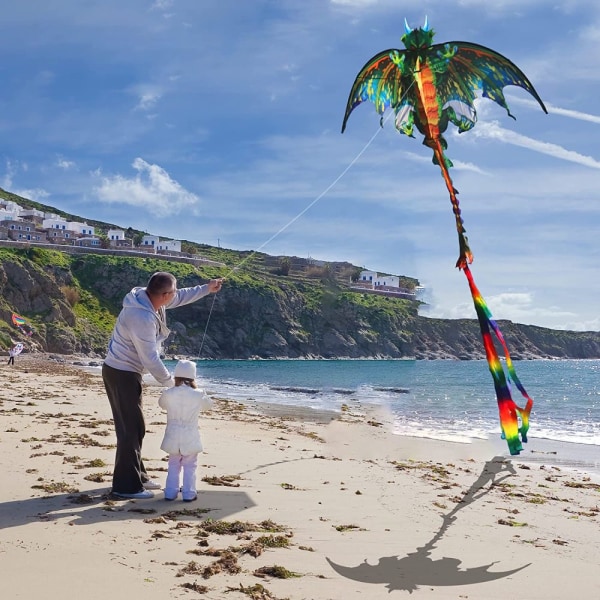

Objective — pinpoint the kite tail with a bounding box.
[463,265,533,455]
[429,139,473,270]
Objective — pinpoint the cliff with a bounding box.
[2,246,600,360]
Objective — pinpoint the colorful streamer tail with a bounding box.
[463,266,533,455]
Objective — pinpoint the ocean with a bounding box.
[163,358,600,474]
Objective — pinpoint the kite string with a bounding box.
[196,125,387,356]
[198,292,217,357]
[225,108,399,277]
[197,84,416,356]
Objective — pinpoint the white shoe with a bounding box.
[142,480,162,490]
[112,489,154,499]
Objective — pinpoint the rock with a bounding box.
[3,247,600,360]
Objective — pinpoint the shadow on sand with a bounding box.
[327,456,531,593]
[0,486,256,529]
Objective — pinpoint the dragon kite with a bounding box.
[342,18,547,455]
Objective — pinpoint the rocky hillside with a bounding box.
[2,246,600,360]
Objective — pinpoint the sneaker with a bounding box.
[112,489,154,499]
[142,480,162,490]
[182,494,197,503]
[164,488,179,501]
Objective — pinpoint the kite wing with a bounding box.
[341,49,411,133]
[427,41,548,133]
[342,41,548,138]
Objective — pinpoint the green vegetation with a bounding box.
[4,191,595,359]
[0,190,419,358]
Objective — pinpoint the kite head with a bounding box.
[401,17,435,49]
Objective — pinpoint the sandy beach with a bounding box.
[1,356,599,599]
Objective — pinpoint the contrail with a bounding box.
[508,95,600,125]
[472,121,600,169]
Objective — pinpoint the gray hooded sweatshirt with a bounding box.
[104,284,211,385]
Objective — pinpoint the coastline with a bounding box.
[1,356,599,599]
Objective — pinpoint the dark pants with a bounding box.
[102,363,148,494]
[7,356,14,365]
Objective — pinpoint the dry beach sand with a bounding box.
[1,356,599,599]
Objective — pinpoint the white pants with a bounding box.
[165,453,198,500]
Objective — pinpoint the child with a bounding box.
[158,359,212,501]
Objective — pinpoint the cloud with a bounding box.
[1,160,49,201]
[94,158,200,217]
[472,121,600,169]
[151,0,174,10]
[2,160,18,189]
[422,290,589,329]
[131,84,164,112]
[56,158,75,170]
[15,188,50,202]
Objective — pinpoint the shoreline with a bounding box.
[17,353,600,479]
[244,397,600,479]
[14,350,600,362]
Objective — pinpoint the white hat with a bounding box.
[174,359,197,380]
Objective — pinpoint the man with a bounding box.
[102,271,223,499]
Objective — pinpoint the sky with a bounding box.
[1,0,599,331]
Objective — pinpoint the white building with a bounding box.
[0,207,20,221]
[0,200,21,213]
[139,235,181,253]
[375,275,400,288]
[157,239,181,252]
[107,228,134,247]
[140,234,159,248]
[41,217,93,236]
[359,270,378,284]
[43,217,69,230]
[68,222,94,236]
[107,229,125,241]
[359,270,401,289]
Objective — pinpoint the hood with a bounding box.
[123,286,170,338]
[123,286,154,311]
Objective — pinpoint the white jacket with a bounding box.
[159,385,212,455]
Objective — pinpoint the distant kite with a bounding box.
[11,313,26,327]
[342,18,547,454]
[11,313,33,336]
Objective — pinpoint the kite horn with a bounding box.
[423,15,429,31]
[404,18,412,34]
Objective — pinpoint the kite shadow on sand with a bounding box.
[327,456,530,593]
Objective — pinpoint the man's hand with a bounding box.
[207,278,224,293]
